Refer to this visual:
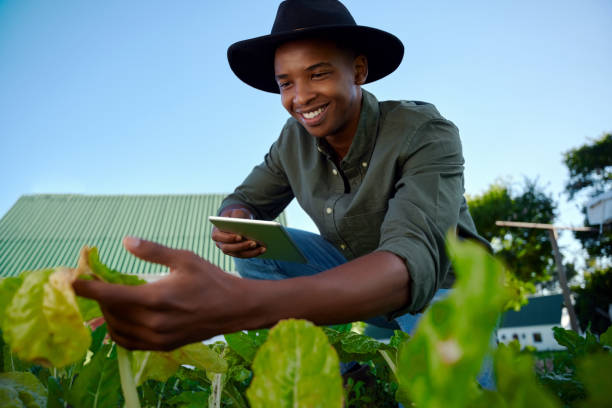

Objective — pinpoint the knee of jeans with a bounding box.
[233,257,285,280]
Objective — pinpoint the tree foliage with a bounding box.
[563,133,612,200]
[467,179,556,283]
[573,266,612,335]
[563,133,612,259]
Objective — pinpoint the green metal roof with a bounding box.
[499,294,564,328]
[0,194,286,278]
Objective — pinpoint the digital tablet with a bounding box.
[209,216,307,264]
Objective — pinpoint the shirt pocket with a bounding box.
[339,208,387,257]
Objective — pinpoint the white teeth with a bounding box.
[302,106,324,119]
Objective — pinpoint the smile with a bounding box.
[298,104,329,124]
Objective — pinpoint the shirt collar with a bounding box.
[316,89,380,167]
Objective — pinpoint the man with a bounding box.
[74,0,490,379]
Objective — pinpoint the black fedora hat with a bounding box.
[227,0,404,93]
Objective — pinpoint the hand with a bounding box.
[73,237,249,350]
[211,205,266,258]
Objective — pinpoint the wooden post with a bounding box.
[548,228,580,332]
[495,220,594,333]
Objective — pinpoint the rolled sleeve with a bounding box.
[377,119,465,316]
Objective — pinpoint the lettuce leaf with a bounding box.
[0,371,47,408]
[2,268,91,368]
[247,319,343,408]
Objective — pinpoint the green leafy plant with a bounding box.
[1,238,611,407]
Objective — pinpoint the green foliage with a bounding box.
[2,268,91,368]
[573,266,612,334]
[467,179,557,284]
[3,241,612,407]
[0,372,47,408]
[575,352,612,408]
[473,342,561,408]
[563,133,611,200]
[247,319,344,408]
[563,133,612,258]
[396,234,510,408]
[66,344,121,408]
[224,329,268,363]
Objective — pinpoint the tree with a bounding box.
[564,133,612,333]
[573,266,612,334]
[563,133,612,258]
[467,179,557,284]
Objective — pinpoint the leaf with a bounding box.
[483,343,561,407]
[0,276,24,330]
[3,268,91,368]
[167,390,211,407]
[224,332,258,363]
[80,246,145,286]
[46,376,65,408]
[396,234,511,408]
[0,371,47,408]
[598,325,612,348]
[67,344,121,408]
[131,343,227,386]
[246,319,343,408]
[576,353,612,408]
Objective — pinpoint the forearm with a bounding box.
[239,251,410,329]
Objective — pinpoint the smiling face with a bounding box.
[274,39,368,144]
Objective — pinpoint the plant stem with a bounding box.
[117,346,142,408]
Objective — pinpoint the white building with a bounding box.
[497,294,571,351]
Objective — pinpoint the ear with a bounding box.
[354,55,368,85]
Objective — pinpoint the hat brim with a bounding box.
[227,25,404,93]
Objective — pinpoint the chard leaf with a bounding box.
[46,376,64,408]
[131,343,227,386]
[224,330,267,363]
[3,268,91,368]
[576,353,612,408]
[167,390,211,407]
[247,319,343,408]
[0,371,47,408]
[67,344,121,408]
[396,234,511,408]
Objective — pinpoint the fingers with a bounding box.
[217,242,266,258]
[123,236,184,269]
[211,227,243,244]
[73,279,151,308]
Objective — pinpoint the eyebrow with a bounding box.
[275,61,333,80]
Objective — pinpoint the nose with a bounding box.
[293,80,316,107]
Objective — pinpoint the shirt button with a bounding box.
[332,169,338,176]
[362,162,368,168]
[326,207,332,214]
[340,244,346,250]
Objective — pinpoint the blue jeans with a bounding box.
[234,228,495,390]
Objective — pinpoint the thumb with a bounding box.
[123,236,178,269]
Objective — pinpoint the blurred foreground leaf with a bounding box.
[396,234,510,408]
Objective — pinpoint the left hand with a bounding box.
[73,236,248,351]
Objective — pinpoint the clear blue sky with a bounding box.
[1,0,611,262]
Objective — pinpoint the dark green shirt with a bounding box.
[220,90,488,315]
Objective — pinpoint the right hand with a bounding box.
[211,206,267,258]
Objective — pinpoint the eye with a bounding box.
[278,81,291,90]
[312,71,330,79]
